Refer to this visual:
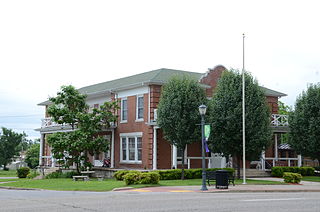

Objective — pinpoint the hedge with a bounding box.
[271,166,314,177]
[155,168,235,180]
[283,172,302,183]
[123,172,160,185]
[114,168,235,181]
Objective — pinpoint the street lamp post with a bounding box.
[199,105,208,191]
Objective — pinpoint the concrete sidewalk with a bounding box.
[114,177,320,193]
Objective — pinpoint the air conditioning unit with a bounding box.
[153,109,158,121]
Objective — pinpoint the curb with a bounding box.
[0,186,40,191]
[206,189,320,193]
[112,187,134,191]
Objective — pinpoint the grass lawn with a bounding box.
[302,176,320,182]
[1,178,285,191]
[0,170,17,177]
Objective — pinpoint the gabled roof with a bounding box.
[38,68,286,106]
[78,68,203,94]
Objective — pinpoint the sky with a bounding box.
[0,0,319,140]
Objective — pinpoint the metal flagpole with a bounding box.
[242,33,246,184]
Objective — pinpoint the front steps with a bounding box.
[42,167,60,176]
[238,169,271,178]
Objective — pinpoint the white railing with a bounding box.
[41,118,63,128]
[271,114,289,126]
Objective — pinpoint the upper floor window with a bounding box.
[121,98,128,122]
[136,95,144,121]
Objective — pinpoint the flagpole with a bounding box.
[242,33,246,184]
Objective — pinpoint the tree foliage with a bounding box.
[47,85,118,173]
[207,70,271,178]
[289,83,320,162]
[157,76,206,179]
[25,142,40,169]
[0,127,27,170]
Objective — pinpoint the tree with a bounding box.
[47,85,118,173]
[278,101,292,144]
[157,76,206,179]
[289,83,320,162]
[0,127,27,170]
[25,142,40,169]
[207,70,271,178]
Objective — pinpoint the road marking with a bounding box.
[241,198,306,202]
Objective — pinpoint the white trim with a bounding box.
[152,127,159,170]
[148,86,151,123]
[172,145,177,169]
[111,129,115,168]
[136,94,144,121]
[39,134,44,166]
[117,86,148,98]
[120,98,128,122]
[120,132,143,137]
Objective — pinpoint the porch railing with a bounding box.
[271,114,289,127]
[41,118,63,128]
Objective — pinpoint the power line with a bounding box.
[0,114,42,118]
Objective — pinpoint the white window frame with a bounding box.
[120,132,143,164]
[120,98,128,123]
[136,94,144,122]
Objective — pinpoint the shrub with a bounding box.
[272,166,314,177]
[114,170,141,181]
[17,167,30,178]
[141,172,160,184]
[283,172,302,183]
[314,166,320,171]
[27,170,40,179]
[114,170,130,180]
[123,172,141,185]
[45,171,77,179]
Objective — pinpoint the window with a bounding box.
[136,95,144,120]
[120,133,143,163]
[121,98,128,122]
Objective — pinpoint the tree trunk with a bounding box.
[181,147,185,180]
[237,155,241,180]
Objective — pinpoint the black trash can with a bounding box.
[215,170,229,189]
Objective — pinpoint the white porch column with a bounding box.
[261,151,265,170]
[172,145,177,169]
[111,129,115,168]
[274,134,278,161]
[51,154,56,167]
[221,156,226,168]
[298,155,302,167]
[152,127,158,170]
[39,134,44,166]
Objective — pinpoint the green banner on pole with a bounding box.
[204,125,211,140]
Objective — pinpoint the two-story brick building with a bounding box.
[37,65,299,171]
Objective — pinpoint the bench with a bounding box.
[206,171,235,186]
[73,175,89,181]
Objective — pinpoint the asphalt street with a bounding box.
[0,189,319,212]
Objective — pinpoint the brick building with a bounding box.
[36,65,298,170]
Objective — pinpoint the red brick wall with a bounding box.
[157,129,172,169]
[114,93,153,169]
[200,65,226,97]
[266,96,279,114]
